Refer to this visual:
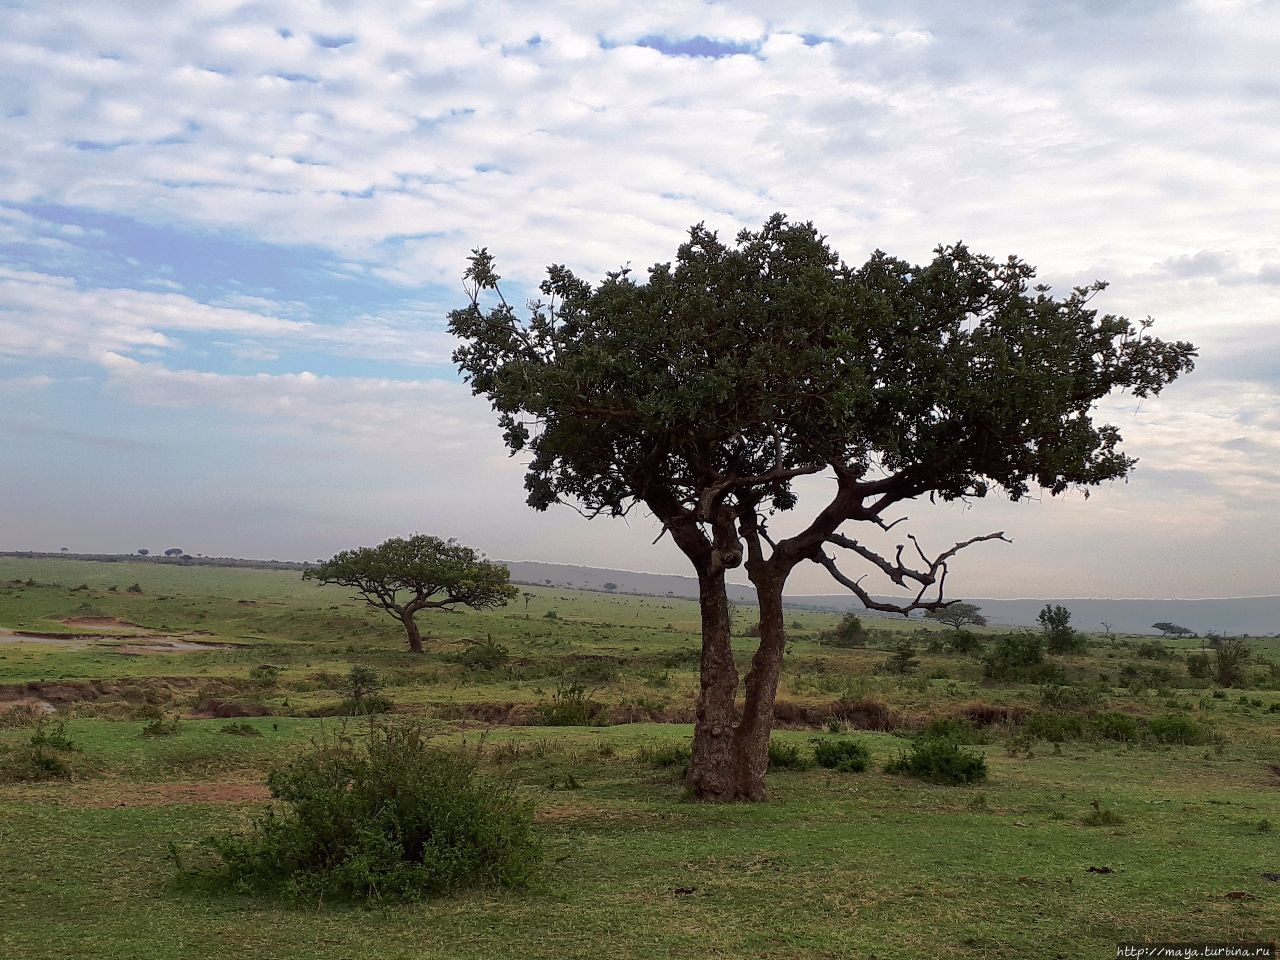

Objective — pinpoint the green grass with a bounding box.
[1,557,1278,958]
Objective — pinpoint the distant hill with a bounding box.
[502,559,1280,636]
[7,552,1277,637]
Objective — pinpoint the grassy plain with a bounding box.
[0,556,1276,959]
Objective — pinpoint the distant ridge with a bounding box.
[500,559,1280,636]
[6,552,1276,637]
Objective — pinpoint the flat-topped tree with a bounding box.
[303,535,517,653]
[450,214,1196,801]
[925,602,987,631]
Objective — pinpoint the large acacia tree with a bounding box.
[450,215,1195,801]
[303,535,517,652]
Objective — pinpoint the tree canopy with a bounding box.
[450,214,1196,800]
[1152,621,1193,637]
[303,535,517,652]
[925,602,987,630]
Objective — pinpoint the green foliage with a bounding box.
[1091,712,1141,742]
[141,715,182,737]
[190,723,540,902]
[536,683,608,726]
[1136,641,1171,660]
[1022,711,1085,743]
[820,612,867,648]
[340,666,392,716]
[1146,713,1213,745]
[947,629,984,655]
[1082,804,1125,827]
[451,638,510,672]
[1212,638,1251,688]
[925,602,987,631]
[638,740,691,770]
[812,738,871,772]
[126,582,143,594]
[1186,652,1211,679]
[1152,622,1193,637]
[884,737,987,785]
[982,632,1046,681]
[220,722,263,738]
[767,738,813,770]
[303,535,518,650]
[917,716,986,744]
[1,721,78,783]
[1038,604,1085,654]
[249,664,281,685]
[883,641,920,675]
[568,659,620,685]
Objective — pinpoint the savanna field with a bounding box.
[1,556,1277,960]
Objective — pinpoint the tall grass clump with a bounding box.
[188,722,540,902]
[812,738,871,773]
[885,737,987,785]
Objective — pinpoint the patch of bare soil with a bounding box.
[59,616,145,630]
[109,639,236,655]
[50,781,272,808]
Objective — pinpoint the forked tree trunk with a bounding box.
[402,615,424,654]
[686,569,741,800]
[686,571,789,802]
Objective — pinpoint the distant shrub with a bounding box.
[568,659,620,685]
[536,683,608,726]
[0,703,46,729]
[141,715,182,737]
[767,738,813,770]
[638,740,691,770]
[452,638,509,672]
[883,641,920,676]
[884,737,987,785]
[221,722,264,738]
[249,664,282,685]
[918,716,986,744]
[126,582,143,594]
[982,632,1047,681]
[340,666,392,716]
[1038,683,1097,709]
[543,610,559,620]
[820,613,867,648]
[947,630,983,655]
[1136,641,1171,660]
[812,738,870,773]
[188,723,540,902]
[1023,711,1085,743]
[1213,639,1251,688]
[0,721,78,782]
[1082,804,1125,827]
[1146,713,1213,745]
[1092,712,1141,742]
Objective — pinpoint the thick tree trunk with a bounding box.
[402,615,424,654]
[730,574,788,801]
[685,570,790,801]
[685,568,742,801]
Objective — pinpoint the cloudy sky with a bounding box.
[1,0,1277,599]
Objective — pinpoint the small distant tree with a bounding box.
[137,549,149,557]
[1212,637,1251,688]
[1038,604,1084,654]
[522,591,534,618]
[164,548,184,557]
[59,546,68,553]
[603,582,618,592]
[1152,621,1193,638]
[925,602,986,631]
[303,535,517,653]
[885,641,920,675]
[821,612,867,648]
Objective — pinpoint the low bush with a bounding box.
[1092,712,1141,742]
[1023,711,1086,743]
[0,721,78,782]
[812,738,870,773]
[819,613,867,648]
[1186,652,1211,679]
[918,716,987,744]
[187,723,540,902]
[1146,712,1214,745]
[767,737,813,770]
[221,722,264,737]
[568,659,620,685]
[638,739,691,770]
[536,683,608,726]
[141,715,182,737]
[947,630,984,655]
[982,632,1046,681]
[885,736,987,785]
[1082,802,1125,827]
[451,638,509,672]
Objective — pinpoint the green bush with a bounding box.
[917,716,986,744]
[568,659,620,684]
[221,722,264,738]
[812,738,870,773]
[1,721,78,782]
[885,737,987,785]
[1092,712,1141,742]
[189,723,540,902]
[536,683,608,726]
[947,630,983,655]
[883,641,920,676]
[1186,652,1211,679]
[820,613,867,648]
[1023,711,1085,743]
[982,632,1046,681]
[141,715,183,737]
[767,737,813,770]
[452,639,509,672]
[343,666,393,716]
[638,739,691,769]
[1146,713,1213,745]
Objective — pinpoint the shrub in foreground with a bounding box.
[885,737,987,785]
[767,737,813,770]
[812,738,871,773]
[190,723,540,902]
[1146,712,1213,745]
